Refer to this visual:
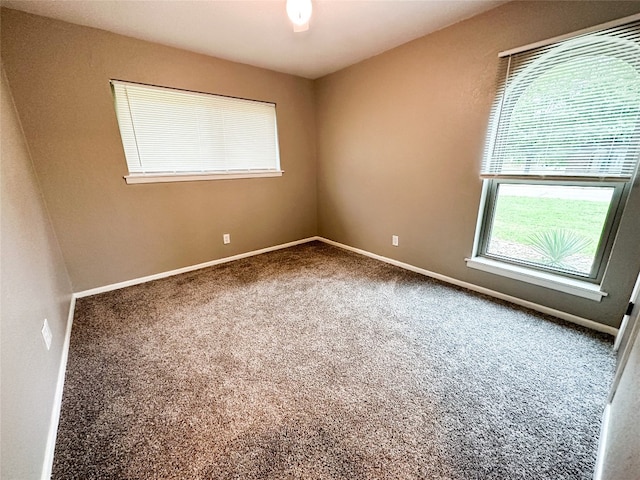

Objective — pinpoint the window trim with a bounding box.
[124,170,284,185]
[465,256,608,302]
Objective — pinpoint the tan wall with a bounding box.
[3,2,640,327]
[0,8,318,292]
[315,1,640,328]
[1,66,73,479]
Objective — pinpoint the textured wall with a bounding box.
[315,1,640,328]
[1,67,73,479]
[0,8,317,292]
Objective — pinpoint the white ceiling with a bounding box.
[1,0,506,79]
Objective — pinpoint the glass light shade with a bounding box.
[286,0,312,31]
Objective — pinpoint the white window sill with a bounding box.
[465,256,607,302]
[124,170,283,184]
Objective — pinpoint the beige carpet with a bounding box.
[53,241,614,479]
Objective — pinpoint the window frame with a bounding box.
[110,80,284,184]
[475,178,628,284]
[468,18,640,298]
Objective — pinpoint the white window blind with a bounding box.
[111,80,281,180]
[482,21,640,179]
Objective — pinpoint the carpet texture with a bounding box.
[53,241,615,479]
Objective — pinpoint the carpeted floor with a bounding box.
[53,241,615,479]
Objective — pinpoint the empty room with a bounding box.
[2,1,640,479]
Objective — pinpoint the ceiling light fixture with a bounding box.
[286,0,312,33]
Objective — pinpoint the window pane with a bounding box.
[486,184,614,276]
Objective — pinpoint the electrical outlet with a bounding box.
[41,319,52,350]
[223,233,231,244]
[392,235,399,247]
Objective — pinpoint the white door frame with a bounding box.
[593,272,640,480]
[609,272,640,401]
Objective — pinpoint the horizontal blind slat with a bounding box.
[482,21,640,179]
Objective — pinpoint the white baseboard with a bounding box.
[75,233,619,332]
[41,295,76,480]
[317,237,618,337]
[593,403,611,480]
[75,237,319,298]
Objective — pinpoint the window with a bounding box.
[111,80,282,184]
[468,20,640,297]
